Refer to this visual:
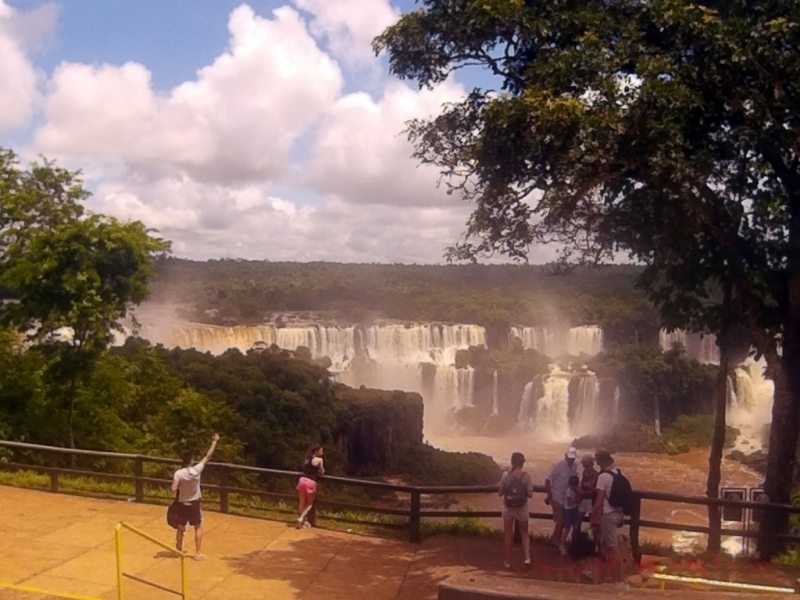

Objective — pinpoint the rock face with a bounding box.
[335,387,424,477]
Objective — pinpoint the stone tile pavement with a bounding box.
[0,486,516,600]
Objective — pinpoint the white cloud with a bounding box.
[35,5,343,183]
[88,174,474,263]
[13,2,530,264]
[306,79,465,208]
[0,1,52,132]
[294,0,398,68]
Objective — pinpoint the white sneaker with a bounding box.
[296,517,304,528]
[503,561,511,569]
[302,521,312,528]
[524,558,531,566]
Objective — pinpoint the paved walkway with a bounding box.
[0,486,516,600]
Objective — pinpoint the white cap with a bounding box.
[566,447,578,459]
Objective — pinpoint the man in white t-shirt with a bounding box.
[544,446,578,546]
[171,433,219,559]
[592,450,624,565]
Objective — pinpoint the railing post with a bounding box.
[49,453,59,493]
[410,489,421,543]
[219,465,229,514]
[134,456,144,503]
[630,493,642,563]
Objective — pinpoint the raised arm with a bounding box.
[198,433,220,467]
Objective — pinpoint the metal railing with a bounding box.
[3,439,800,557]
[115,522,188,600]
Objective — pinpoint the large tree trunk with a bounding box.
[759,351,798,557]
[760,196,800,557]
[706,323,731,554]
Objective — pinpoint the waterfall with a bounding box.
[147,320,488,432]
[491,370,499,416]
[535,368,572,441]
[569,373,599,437]
[509,326,552,355]
[659,329,686,352]
[727,357,773,450]
[434,365,475,410]
[566,326,604,356]
[363,324,486,366]
[659,329,720,364]
[613,386,620,425]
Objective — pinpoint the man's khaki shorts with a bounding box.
[602,511,624,548]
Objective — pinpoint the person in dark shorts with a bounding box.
[171,433,219,559]
[560,475,581,555]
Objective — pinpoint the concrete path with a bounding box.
[0,486,514,600]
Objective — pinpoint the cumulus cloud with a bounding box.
[294,0,398,68]
[89,176,473,263]
[306,80,466,208]
[15,2,527,264]
[0,1,52,132]
[36,5,342,183]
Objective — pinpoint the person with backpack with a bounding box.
[592,450,632,567]
[498,451,533,569]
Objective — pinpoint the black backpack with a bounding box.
[503,472,528,507]
[568,529,597,560]
[606,469,633,516]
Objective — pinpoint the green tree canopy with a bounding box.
[376,0,800,548]
[0,150,170,448]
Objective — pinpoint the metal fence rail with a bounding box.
[2,439,800,556]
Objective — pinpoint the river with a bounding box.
[427,433,763,554]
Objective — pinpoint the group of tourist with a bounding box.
[499,445,630,570]
[170,434,626,572]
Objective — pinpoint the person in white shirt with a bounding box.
[171,433,219,559]
[544,446,578,546]
[592,449,624,565]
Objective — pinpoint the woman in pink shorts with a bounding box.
[296,445,324,527]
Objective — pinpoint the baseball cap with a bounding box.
[566,446,578,459]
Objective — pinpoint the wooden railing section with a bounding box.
[2,439,800,555]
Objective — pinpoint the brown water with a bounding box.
[427,433,763,553]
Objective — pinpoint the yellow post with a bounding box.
[180,554,188,600]
[115,523,124,600]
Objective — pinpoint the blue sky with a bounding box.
[0,1,533,264]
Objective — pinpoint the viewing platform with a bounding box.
[2,485,800,600]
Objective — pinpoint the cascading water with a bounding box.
[659,329,720,364]
[518,381,533,427]
[566,326,604,356]
[170,324,356,371]
[152,320,487,431]
[534,368,572,441]
[569,374,600,437]
[509,327,553,355]
[727,357,773,451]
[491,370,499,416]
